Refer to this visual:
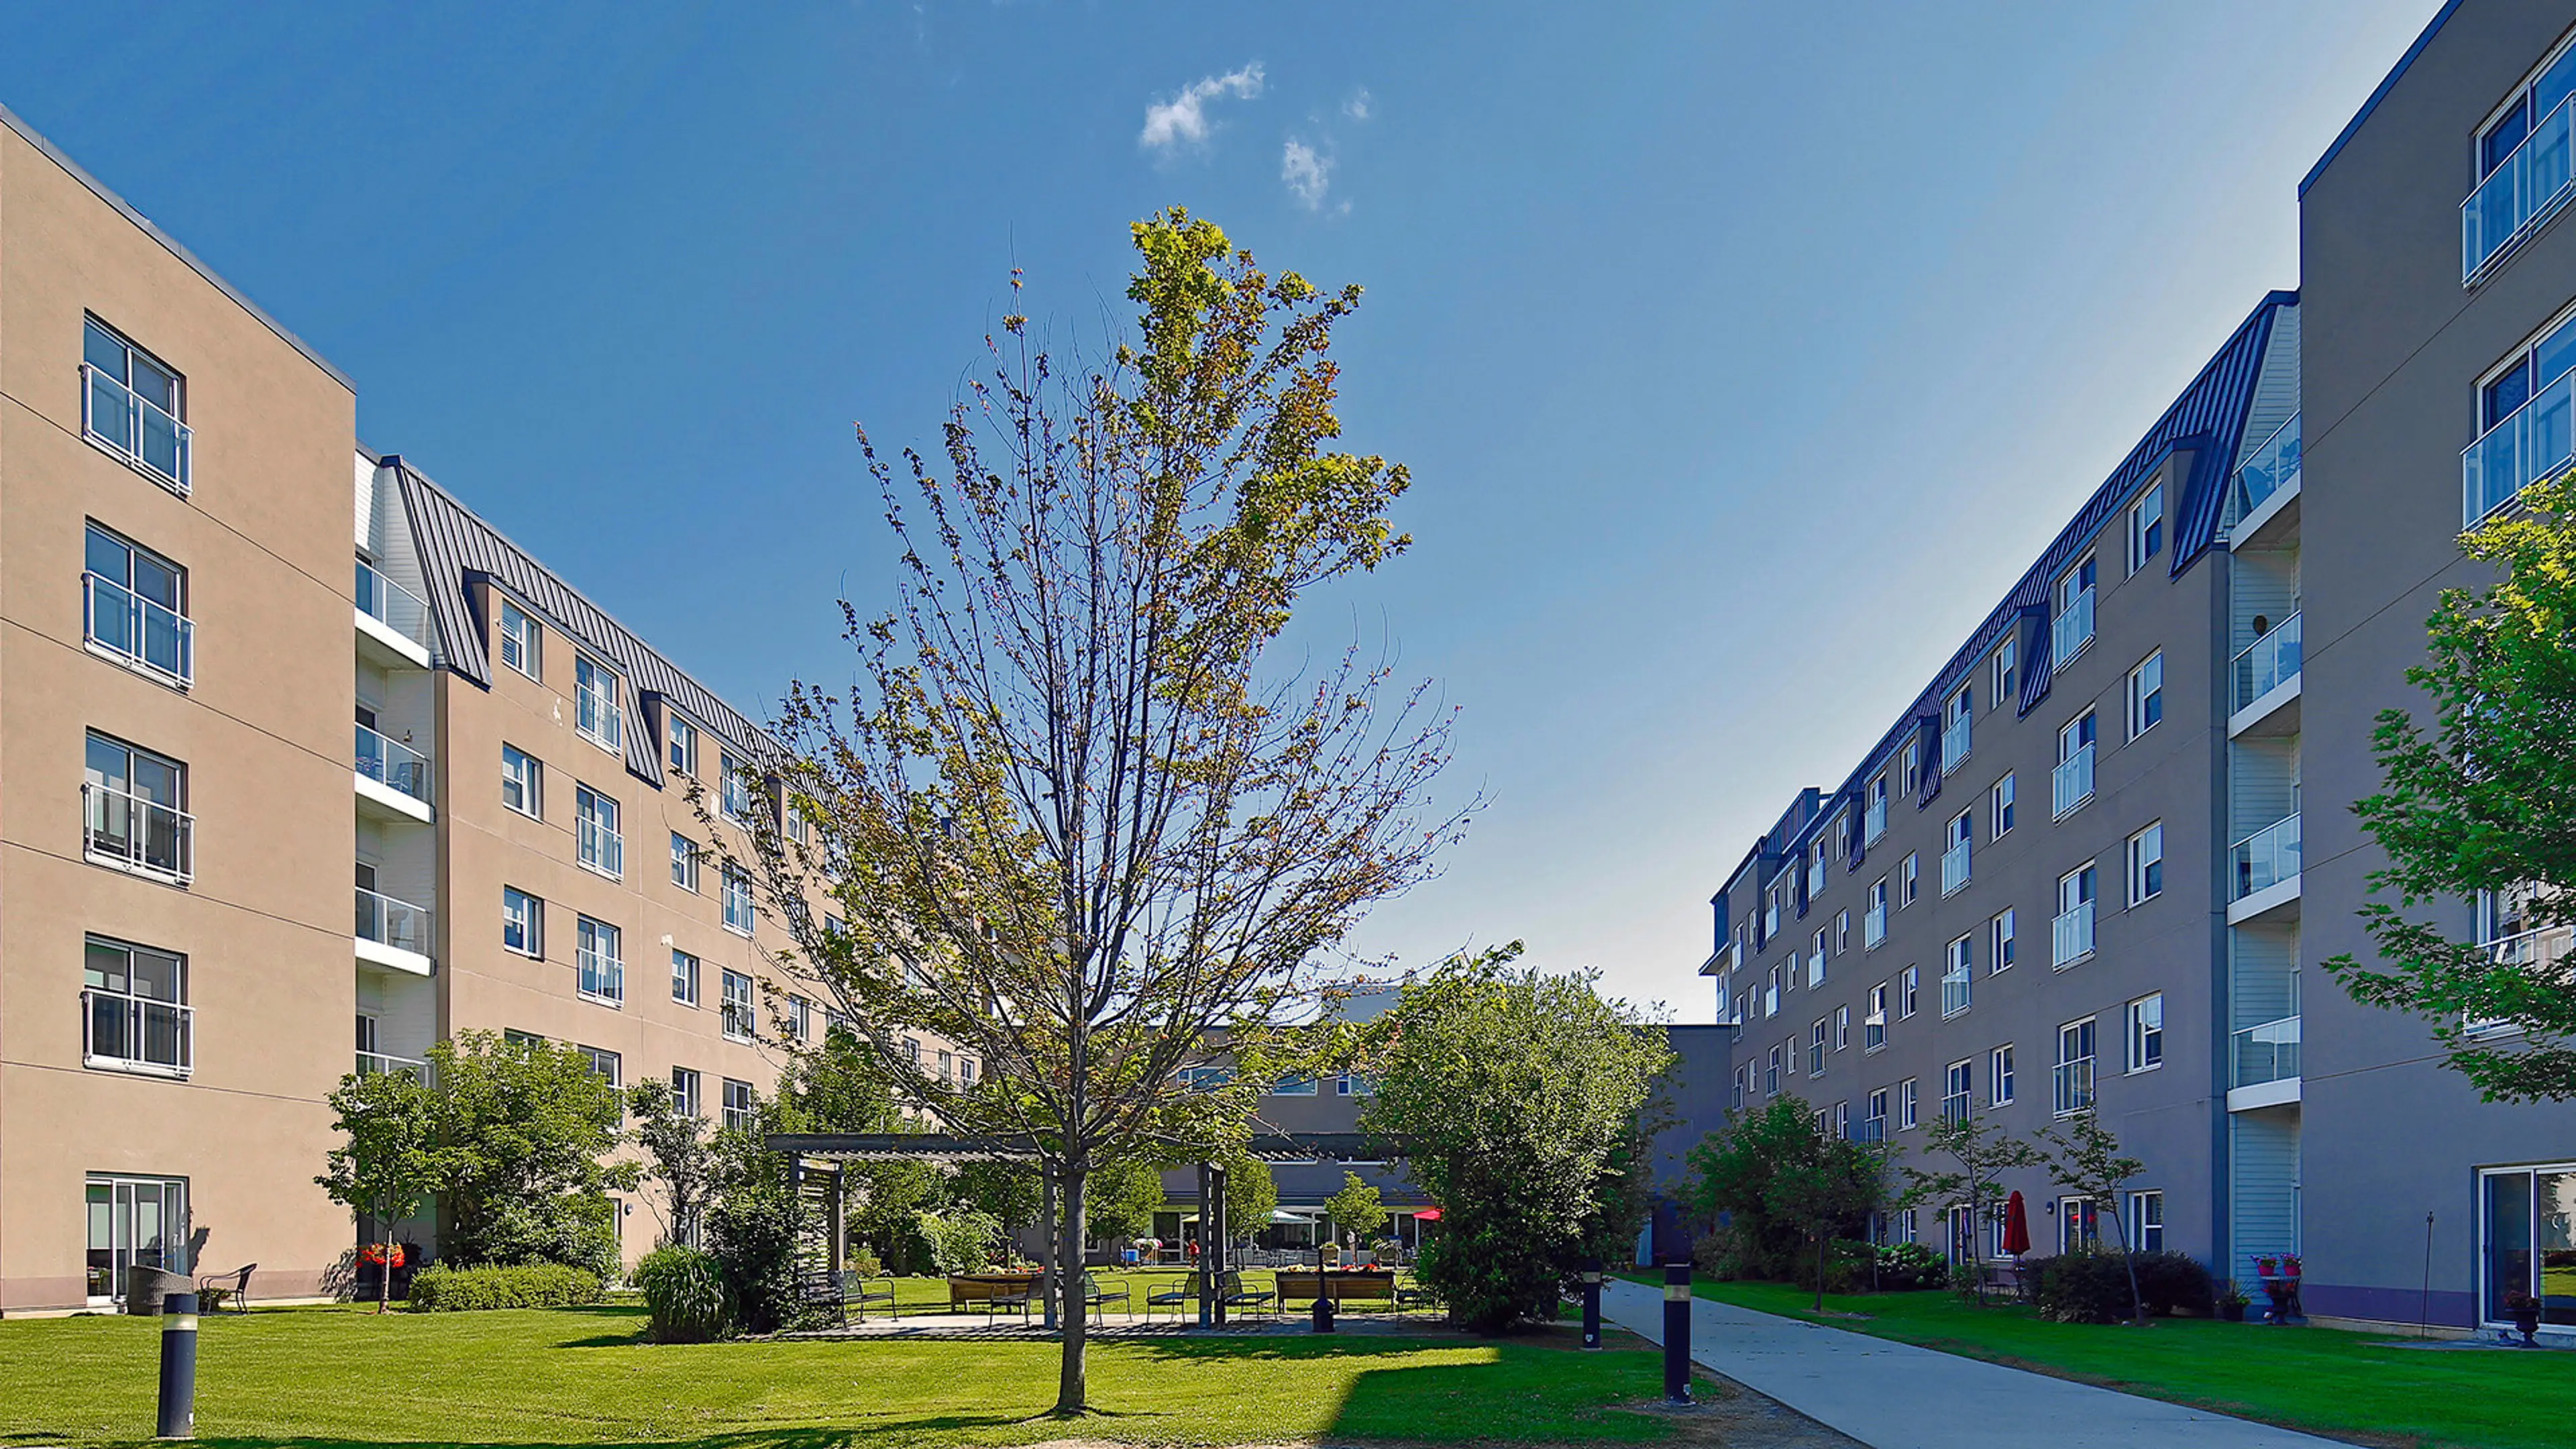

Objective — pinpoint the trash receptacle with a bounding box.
[124,1265,193,1316]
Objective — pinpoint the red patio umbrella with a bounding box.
[2000,1191,2032,1256]
[1412,1208,1442,1221]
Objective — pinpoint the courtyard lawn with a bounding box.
[0,1301,1690,1449]
[1676,1275,2575,1449]
[867,1266,1416,1320]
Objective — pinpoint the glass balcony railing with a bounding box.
[2232,1015,2302,1089]
[2462,368,2575,526]
[2052,900,2096,968]
[1864,904,1888,950]
[84,573,193,685]
[2464,93,2576,282]
[356,885,433,957]
[2232,814,2302,900]
[355,559,432,651]
[1941,839,1970,896]
[81,364,191,494]
[83,782,194,883]
[1854,1118,1887,1144]
[1941,715,1970,774]
[1865,797,1887,845]
[2233,612,2303,710]
[356,722,431,802]
[2233,413,2302,519]
[356,1051,429,1081]
[84,989,193,1075]
[578,947,625,1004]
[2052,590,2095,666]
[2052,744,2095,819]
[1941,964,1972,1018]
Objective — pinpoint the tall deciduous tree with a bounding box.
[730,210,1462,1413]
[1358,950,1673,1332]
[1688,1096,1886,1307]
[315,1067,441,1312]
[2324,476,2576,1101]
[1901,1113,2043,1307]
[1325,1171,1388,1248]
[2041,1114,2147,1322]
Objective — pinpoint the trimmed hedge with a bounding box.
[406,1263,602,1312]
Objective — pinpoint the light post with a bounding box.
[1662,1263,1693,1405]
[1578,1257,1603,1349]
[157,1290,199,1439]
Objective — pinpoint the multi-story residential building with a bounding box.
[2298,0,2576,1338]
[1697,290,2304,1272]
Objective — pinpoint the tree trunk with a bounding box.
[1813,1233,1827,1311]
[2108,1210,2145,1323]
[1967,1187,1986,1307]
[1053,1167,1088,1415]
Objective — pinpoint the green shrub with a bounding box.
[1872,1241,1949,1291]
[2027,1252,2135,1324]
[848,1246,885,1280]
[635,1246,729,1342]
[2131,1250,2215,1317]
[452,1193,621,1279]
[405,1262,602,1311]
[912,1208,1001,1277]
[707,1183,805,1334]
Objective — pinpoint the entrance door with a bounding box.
[87,1175,189,1303]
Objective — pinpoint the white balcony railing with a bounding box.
[356,1051,429,1081]
[2233,413,2302,519]
[2052,590,2094,666]
[2233,612,2302,711]
[1807,858,1825,899]
[2052,900,2096,967]
[1941,964,1972,1018]
[1864,904,1888,950]
[84,573,193,686]
[2463,364,2575,525]
[578,816,625,878]
[2469,925,2576,1036]
[355,559,432,651]
[1941,714,1971,774]
[356,722,432,802]
[1941,839,1970,896]
[81,363,191,494]
[578,947,625,1004]
[83,782,194,883]
[2463,93,2576,282]
[356,885,433,956]
[1865,796,1887,845]
[2232,814,2302,901]
[2052,1059,2095,1116]
[2232,1015,2302,1089]
[2051,744,2096,819]
[83,989,192,1075]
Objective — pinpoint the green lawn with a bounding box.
[0,1301,1691,1448]
[864,1267,1412,1318]
[1674,1276,2575,1449]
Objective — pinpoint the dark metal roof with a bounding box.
[386,455,781,790]
[2301,0,2466,198]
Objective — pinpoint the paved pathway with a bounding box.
[1601,1280,2347,1449]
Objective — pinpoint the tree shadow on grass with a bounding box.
[185,1415,1078,1449]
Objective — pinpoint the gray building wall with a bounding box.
[2300,0,2576,1333]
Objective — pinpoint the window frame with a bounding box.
[502,887,545,959]
[671,1066,702,1118]
[2127,651,2165,739]
[1992,635,2018,707]
[2125,1189,2165,1253]
[573,653,624,753]
[672,947,702,1006]
[2127,992,2165,1073]
[80,315,191,494]
[671,831,702,892]
[2054,1016,2098,1116]
[1901,852,1920,906]
[721,1077,756,1131]
[574,783,624,879]
[1990,908,2017,973]
[1898,1077,1920,1131]
[2127,821,2165,906]
[1990,773,2015,839]
[667,714,700,780]
[497,599,541,682]
[575,915,625,1006]
[81,933,191,1077]
[81,521,192,687]
[722,863,757,936]
[501,745,543,820]
[1941,1059,1972,1123]
[2128,482,2165,574]
[720,969,757,1041]
[1990,1044,2016,1106]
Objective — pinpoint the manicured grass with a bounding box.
[1676,1276,2575,1449]
[0,1301,1688,1448]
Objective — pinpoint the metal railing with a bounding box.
[1854,1119,1887,1143]
[2052,900,2096,967]
[1941,964,1972,1018]
[2464,93,2576,282]
[577,947,625,1004]
[1941,839,1970,896]
[2052,743,2095,818]
[2462,364,2574,525]
[578,816,625,878]
[356,1051,429,1081]
[1941,714,1970,774]
[2232,1015,2302,1089]
[83,573,193,685]
[2052,1059,2095,1116]
[81,363,191,494]
[2052,590,2094,665]
[356,885,433,956]
[355,559,432,650]
[1864,904,1888,950]
[84,989,192,1074]
[2233,413,2302,520]
[1865,797,1887,844]
[83,782,194,883]
[2232,814,2302,900]
[2233,612,2302,710]
[356,722,432,802]
[2468,924,2576,1036]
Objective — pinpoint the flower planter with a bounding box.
[2218,1298,2247,1323]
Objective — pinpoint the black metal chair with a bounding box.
[196,1263,255,1313]
[1145,1276,1198,1323]
[1081,1271,1130,1325]
[1218,1270,1274,1321]
[841,1269,897,1322]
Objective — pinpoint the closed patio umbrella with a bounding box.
[2001,1191,2032,1256]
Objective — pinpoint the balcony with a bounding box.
[1864,903,1888,950]
[578,816,625,879]
[356,1051,430,1081]
[2231,415,2303,548]
[1865,797,1887,845]
[1941,714,1970,775]
[356,885,435,976]
[356,722,433,822]
[2051,744,2096,819]
[2231,613,2302,737]
[2052,590,2094,666]
[2051,900,2096,968]
[83,573,193,687]
[1854,1119,1887,1144]
[82,782,194,885]
[2469,926,2576,1037]
[1941,839,1970,896]
[2231,1015,2302,1093]
[81,363,191,495]
[355,559,433,668]
[83,989,192,1077]
[1941,964,1972,1018]
[2463,93,2575,283]
[2231,814,2302,915]
[2052,1060,2095,1117]
[2463,366,2573,527]
[578,947,626,1006]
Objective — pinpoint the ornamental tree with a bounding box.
[2324,475,2576,1101]
[1900,1112,2043,1307]
[2039,1114,2147,1322]
[315,1067,441,1313]
[1325,1171,1388,1248]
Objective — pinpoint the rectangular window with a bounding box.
[2128,651,2164,738]
[2059,1197,2099,1254]
[1901,853,1920,906]
[1866,984,1888,1052]
[1835,1004,1850,1051]
[2055,863,2098,967]
[83,523,192,685]
[83,731,191,883]
[721,751,757,824]
[1810,929,1827,988]
[2462,37,2576,280]
[667,714,699,780]
[2125,1190,2164,1253]
[502,888,543,957]
[1941,934,1973,1017]
[2129,482,2165,573]
[786,996,812,1044]
[1990,1044,2016,1106]
[2478,1166,2576,1325]
[1811,1018,1828,1076]
[2127,993,2165,1073]
[83,935,191,1076]
[2053,710,2098,818]
[722,865,756,936]
[2128,822,2165,906]
[1942,808,1972,896]
[1866,1088,1889,1137]
[671,832,702,891]
[721,1077,755,1132]
[574,655,623,751]
[1335,1071,1376,1097]
[1993,635,2019,705]
[1942,1060,1972,1122]
[498,600,541,681]
[81,317,189,493]
[2054,1018,2097,1116]
[576,784,624,878]
[502,745,543,819]
[672,1066,702,1118]
[1866,878,1889,948]
[672,949,701,1006]
[1731,1066,1748,1111]
[576,916,624,1005]
[1766,1045,1782,1097]
[1833,1100,1851,1140]
[721,969,755,1041]
[1942,684,1972,773]
[1899,964,1919,1019]
[2053,555,2096,665]
[580,1044,621,1091]
[1900,741,1922,798]
[1866,773,1889,843]
[1835,909,1850,953]
[1990,908,2017,973]
[1990,773,2015,839]
[1898,1078,1919,1131]
[83,1174,191,1301]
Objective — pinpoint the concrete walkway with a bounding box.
[1601,1279,2348,1449]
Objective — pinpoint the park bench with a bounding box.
[947,1272,1036,1324]
[1275,1269,1397,1312]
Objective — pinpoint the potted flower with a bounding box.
[2252,1254,2300,1322]
[2216,1284,2250,1323]
[2502,1288,2542,1346]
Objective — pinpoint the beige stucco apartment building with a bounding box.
[0,104,817,1312]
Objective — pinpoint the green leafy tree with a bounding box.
[1222,1152,1278,1248]
[626,1076,722,1248]
[951,1161,1044,1236]
[425,1032,635,1275]
[727,209,1460,1413]
[1358,949,1673,1332]
[1686,1097,1823,1280]
[1900,1113,2043,1307]
[2039,1114,2148,1322]
[315,1067,441,1313]
[1325,1172,1387,1248]
[2324,475,2576,1101]
[1087,1158,1170,1245]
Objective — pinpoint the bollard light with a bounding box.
[1661,1263,1693,1405]
[157,1290,199,1440]
[1578,1256,1603,1350]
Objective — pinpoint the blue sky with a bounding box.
[2,2,2437,1015]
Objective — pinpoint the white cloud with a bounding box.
[1282,139,1333,209]
[1344,89,1372,121]
[1139,63,1265,150]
